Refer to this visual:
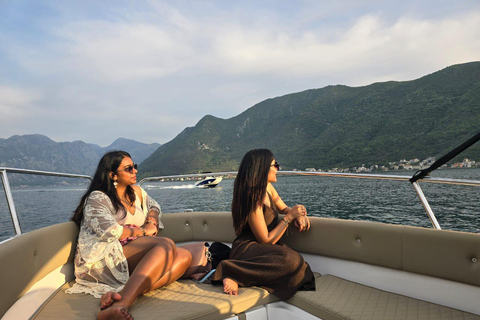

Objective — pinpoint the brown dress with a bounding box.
[211,194,315,300]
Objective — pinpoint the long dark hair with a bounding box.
[71,150,136,226]
[232,149,275,235]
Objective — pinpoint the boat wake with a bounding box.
[144,184,196,190]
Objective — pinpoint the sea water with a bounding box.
[1,168,479,241]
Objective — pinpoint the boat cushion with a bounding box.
[281,217,480,288]
[0,222,77,318]
[288,274,480,320]
[31,279,279,320]
[159,211,237,243]
[402,226,480,287]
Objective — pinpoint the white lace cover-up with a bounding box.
[65,188,162,298]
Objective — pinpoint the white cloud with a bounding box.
[10,4,480,86]
[1,1,479,146]
[57,22,196,82]
[210,12,480,83]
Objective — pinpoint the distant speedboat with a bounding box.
[194,176,222,188]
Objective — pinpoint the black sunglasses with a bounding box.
[118,164,137,174]
[271,162,280,170]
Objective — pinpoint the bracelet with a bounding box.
[146,219,159,231]
[281,217,290,227]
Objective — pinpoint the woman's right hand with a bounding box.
[286,205,307,221]
[294,215,310,232]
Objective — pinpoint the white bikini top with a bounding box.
[122,197,146,227]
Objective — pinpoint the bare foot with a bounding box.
[97,306,133,320]
[100,292,122,310]
[223,278,238,295]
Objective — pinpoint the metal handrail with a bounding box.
[0,167,92,179]
[2,166,479,238]
[0,167,92,237]
[282,171,479,229]
[139,170,480,230]
[139,170,480,186]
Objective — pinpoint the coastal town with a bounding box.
[302,157,479,173]
[151,157,480,183]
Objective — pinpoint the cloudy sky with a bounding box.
[1,1,479,146]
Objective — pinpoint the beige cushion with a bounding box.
[281,218,404,270]
[0,222,78,318]
[289,274,480,320]
[32,280,278,320]
[160,212,237,243]
[402,227,480,287]
[281,217,480,288]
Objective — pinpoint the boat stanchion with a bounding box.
[1,169,22,236]
[411,181,441,230]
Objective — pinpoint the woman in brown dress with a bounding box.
[212,149,315,300]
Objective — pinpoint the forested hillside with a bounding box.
[141,62,480,176]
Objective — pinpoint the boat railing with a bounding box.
[2,167,480,240]
[140,170,480,231]
[282,171,480,230]
[0,167,92,238]
[139,170,480,186]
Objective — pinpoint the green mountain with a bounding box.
[141,62,480,176]
[104,138,161,164]
[0,135,160,185]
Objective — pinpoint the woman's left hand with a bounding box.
[294,215,310,232]
[144,223,158,237]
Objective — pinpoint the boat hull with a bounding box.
[195,177,223,188]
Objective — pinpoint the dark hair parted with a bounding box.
[232,149,275,235]
[71,150,136,226]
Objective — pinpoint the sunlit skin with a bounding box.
[222,159,310,295]
[97,157,192,320]
[112,158,158,237]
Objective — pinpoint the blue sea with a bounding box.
[1,168,479,241]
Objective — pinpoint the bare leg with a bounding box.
[148,247,192,291]
[223,278,238,295]
[97,237,181,320]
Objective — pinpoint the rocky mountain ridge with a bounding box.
[0,135,160,185]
